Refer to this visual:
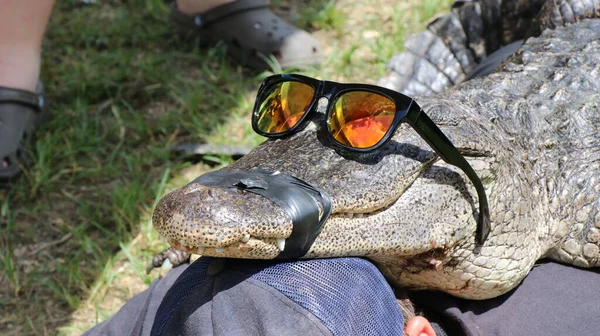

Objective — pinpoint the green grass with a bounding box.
[0,0,453,334]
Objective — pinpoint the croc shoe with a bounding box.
[0,83,47,183]
[171,0,323,69]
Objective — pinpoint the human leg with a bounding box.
[149,257,407,335]
[0,0,55,91]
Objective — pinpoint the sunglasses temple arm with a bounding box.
[406,107,491,245]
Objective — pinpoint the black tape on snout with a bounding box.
[191,167,332,259]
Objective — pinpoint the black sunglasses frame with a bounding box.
[252,73,490,245]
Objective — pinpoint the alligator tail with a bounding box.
[377,0,541,95]
[531,0,600,36]
[378,0,600,96]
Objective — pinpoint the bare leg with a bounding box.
[176,0,235,15]
[0,0,55,91]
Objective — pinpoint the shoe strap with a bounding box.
[0,86,44,112]
[184,0,269,28]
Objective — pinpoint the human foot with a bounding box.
[171,0,323,70]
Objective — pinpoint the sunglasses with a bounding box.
[251,74,490,245]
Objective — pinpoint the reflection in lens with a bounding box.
[328,91,396,148]
[255,81,315,134]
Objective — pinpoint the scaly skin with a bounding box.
[152,3,600,299]
[377,0,599,96]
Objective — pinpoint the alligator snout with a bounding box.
[152,181,293,259]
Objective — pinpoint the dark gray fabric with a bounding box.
[83,265,187,336]
[83,260,330,336]
[248,258,405,335]
[412,261,600,336]
[84,258,600,336]
[162,270,332,336]
[153,257,405,336]
[431,322,448,336]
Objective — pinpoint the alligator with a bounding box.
[151,0,600,300]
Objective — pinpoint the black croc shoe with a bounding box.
[171,0,323,69]
[0,83,48,183]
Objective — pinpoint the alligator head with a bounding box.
[153,20,600,299]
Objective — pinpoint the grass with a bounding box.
[0,0,453,334]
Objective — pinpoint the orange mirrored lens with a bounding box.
[328,91,396,148]
[255,81,315,134]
